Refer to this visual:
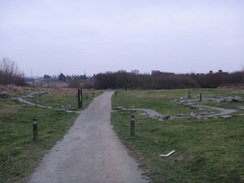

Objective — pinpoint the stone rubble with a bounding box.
[12,90,76,113]
[174,95,242,119]
[114,107,171,121]
[0,92,8,98]
[238,106,244,110]
[115,95,243,121]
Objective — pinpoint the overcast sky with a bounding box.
[0,0,243,76]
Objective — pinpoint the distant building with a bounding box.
[118,70,126,73]
[151,70,161,75]
[151,70,174,76]
[131,70,139,75]
[208,70,227,74]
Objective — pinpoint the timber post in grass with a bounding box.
[33,118,38,140]
[78,87,83,108]
[78,88,81,108]
[188,91,191,99]
[130,115,135,136]
[200,93,202,101]
[93,92,94,97]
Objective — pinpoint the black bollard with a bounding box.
[78,89,81,108]
[33,118,38,140]
[78,88,83,108]
[130,115,135,136]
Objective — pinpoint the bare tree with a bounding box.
[0,58,25,85]
[68,76,82,88]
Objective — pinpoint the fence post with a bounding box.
[130,115,135,136]
[188,91,191,99]
[200,93,202,101]
[33,118,38,140]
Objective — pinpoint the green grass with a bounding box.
[111,89,244,183]
[26,90,100,110]
[0,89,100,183]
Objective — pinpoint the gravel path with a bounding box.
[29,92,148,183]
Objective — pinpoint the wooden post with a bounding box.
[115,91,117,97]
[78,88,81,108]
[93,92,94,97]
[188,91,191,99]
[33,118,38,140]
[130,115,135,136]
[200,93,202,101]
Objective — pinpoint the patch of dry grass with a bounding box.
[0,85,26,97]
[45,87,77,95]
[0,104,19,117]
[32,82,92,96]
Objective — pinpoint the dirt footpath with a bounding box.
[29,92,148,183]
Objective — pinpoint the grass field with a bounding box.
[111,88,244,183]
[0,85,99,183]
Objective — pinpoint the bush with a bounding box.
[68,76,82,88]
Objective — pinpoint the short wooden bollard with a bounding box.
[115,91,117,97]
[188,91,191,99]
[93,92,95,97]
[33,118,38,140]
[78,89,81,108]
[78,88,83,108]
[130,115,135,136]
[200,93,202,101]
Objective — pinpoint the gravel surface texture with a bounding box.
[29,92,148,183]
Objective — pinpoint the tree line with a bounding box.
[1,57,243,89]
[93,70,244,89]
[42,73,89,88]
